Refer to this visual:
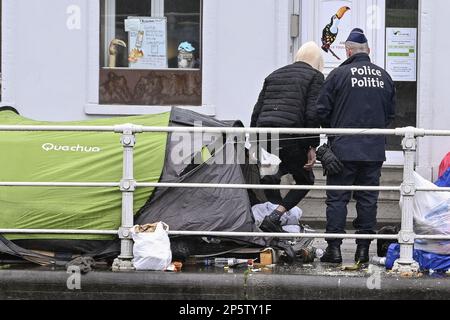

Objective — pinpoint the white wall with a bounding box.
[417,0,450,179]
[3,0,89,121]
[212,0,291,124]
[2,0,291,124]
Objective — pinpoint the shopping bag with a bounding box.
[130,222,172,271]
[400,173,450,255]
[259,148,282,177]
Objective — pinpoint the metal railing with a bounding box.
[1,124,450,272]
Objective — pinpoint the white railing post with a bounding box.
[398,128,419,273]
[112,125,137,272]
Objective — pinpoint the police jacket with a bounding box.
[316,53,396,162]
[251,62,324,149]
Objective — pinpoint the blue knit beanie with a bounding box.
[346,28,368,44]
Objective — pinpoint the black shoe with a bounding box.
[276,241,296,264]
[320,246,342,264]
[355,245,370,264]
[260,211,284,233]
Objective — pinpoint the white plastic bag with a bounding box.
[130,222,172,271]
[401,173,450,255]
[259,148,282,177]
[252,202,303,233]
[246,138,282,178]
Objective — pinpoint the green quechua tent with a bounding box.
[0,108,170,242]
[0,107,262,262]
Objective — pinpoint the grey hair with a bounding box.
[294,41,324,72]
[345,41,370,55]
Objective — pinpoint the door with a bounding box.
[296,0,418,165]
[385,0,419,160]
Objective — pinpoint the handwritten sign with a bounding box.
[126,17,168,69]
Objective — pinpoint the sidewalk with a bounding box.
[1,239,449,300]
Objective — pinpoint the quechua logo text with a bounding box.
[42,143,101,153]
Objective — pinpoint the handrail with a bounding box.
[0,229,118,235]
[0,182,120,187]
[0,124,448,136]
[1,125,450,272]
[0,230,449,241]
[0,124,450,136]
[0,181,400,192]
[2,182,449,192]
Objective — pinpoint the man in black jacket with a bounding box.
[316,29,396,264]
[251,42,325,233]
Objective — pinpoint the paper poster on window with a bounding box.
[319,0,352,70]
[386,28,417,82]
[126,17,168,69]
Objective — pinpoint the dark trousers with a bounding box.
[325,161,383,246]
[261,142,315,211]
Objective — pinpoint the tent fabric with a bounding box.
[436,168,450,187]
[0,107,264,258]
[0,110,170,241]
[386,243,450,272]
[0,235,58,266]
[136,108,259,235]
[439,152,450,178]
[136,155,257,233]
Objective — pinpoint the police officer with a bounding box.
[316,28,396,264]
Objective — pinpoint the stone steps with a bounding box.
[282,165,404,226]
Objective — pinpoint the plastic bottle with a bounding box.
[214,258,248,267]
[371,256,387,266]
[314,248,325,259]
[200,258,215,266]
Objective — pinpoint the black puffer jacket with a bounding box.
[251,62,324,147]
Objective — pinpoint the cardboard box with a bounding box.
[260,248,277,266]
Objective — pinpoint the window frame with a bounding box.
[0,0,3,103]
[86,0,215,116]
[0,0,15,108]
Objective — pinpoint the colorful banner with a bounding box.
[319,0,353,70]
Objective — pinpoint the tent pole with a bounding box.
[113,126,137,272]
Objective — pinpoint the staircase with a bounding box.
[285,166,404,228]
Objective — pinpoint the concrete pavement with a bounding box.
[1,239,449,300]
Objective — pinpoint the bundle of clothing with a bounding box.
[252,202,303,233]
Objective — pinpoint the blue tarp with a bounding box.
[386,243,450,272]
[435,168,450,188]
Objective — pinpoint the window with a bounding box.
[385,0,418,151]
[99,0,202,106]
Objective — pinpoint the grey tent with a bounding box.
[134,108,272,260]
[136,108,261,233]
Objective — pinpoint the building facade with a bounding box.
[0,0,449,179]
